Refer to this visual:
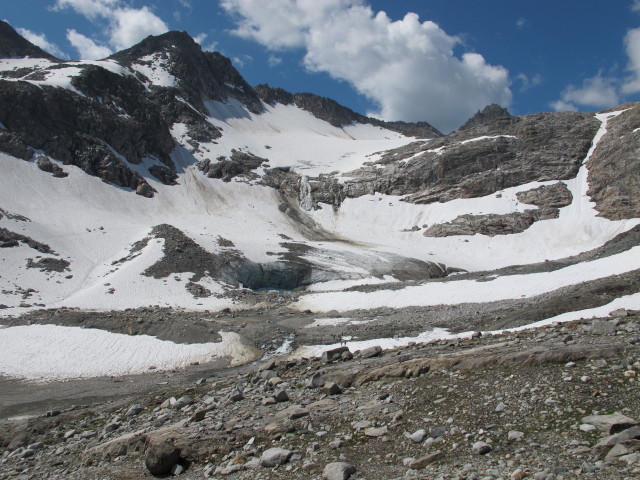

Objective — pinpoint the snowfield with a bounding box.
[0,325,257,381]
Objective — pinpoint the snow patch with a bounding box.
[0,325,257,381]
[460,135,517,144]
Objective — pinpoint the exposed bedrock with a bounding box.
[587,104,640,220]
[515,182,573,208]
[422,208,559,238]
[346,112,599,205]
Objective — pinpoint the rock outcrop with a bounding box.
[344,112,598,205]
[587,104,640,220]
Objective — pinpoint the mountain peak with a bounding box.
[108,30,199,64]
[110,30,262,114]
[458,103,511,131]
[0,21,59,60]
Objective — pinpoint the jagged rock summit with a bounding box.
[458,103,511,131]
[0,20,58,60]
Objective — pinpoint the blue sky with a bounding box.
[3,1,640,132]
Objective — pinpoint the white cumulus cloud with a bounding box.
[16,28,67,59]
[221,0,512,132]
[66,29,112,59]
[551,73,619,112]
[622,27,640,94]
[54,0,168,57]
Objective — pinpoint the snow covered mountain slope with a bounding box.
[0,23,640,379]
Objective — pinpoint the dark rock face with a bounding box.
[516,182,573,208]
[0,227,55,253]
[148,165,178,185]
[587,104,640,220]
[458,104,511,131]
[26,257,70,272]
[0,21,58,60]
[0,79,159,196]
[0,28,268,197]
[198,150,267,182]
[423,208,559,237]
[344,112,598,205]
[36,156,68,178]
[255,84,442,138]
[110,31,262,115]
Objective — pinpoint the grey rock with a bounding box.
[472,441,492,455]
[581,412,638,434]
[260,447,292,467]
[360,345,383,359]
[322,461,356,480]
[320,382,343,395]
[516,182,573,208]
[408,451,443,469]
[145,441,181,475]
[173,395,193,410]
[508,430,524,441]
[307,372,325,388]
[364,426,388,437]
[591,319,617,335]
[125,403,143,417]
[595,426,640,449]
[587,105,640,219]
[274,390,289,402]
[322,347,351,363]
[406,429,427,443]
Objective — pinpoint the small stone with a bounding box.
[508,430,524,441]
[269,376,284,386]
[511,468,527,480]
[408,451,443,469]
[406,429,427,443]
[495,402,506,412]
[322,461,356,480]
[274,390,289,402]
[125,403,143,417]
[260,447,293,467]
[173,395,193,410]
[364,426,388,437]
[307,372,325,388]
[190,409,207,422]
[472,441,492,455]
[321,382,343,395]
[329,439,344,449]
[579,424,597,432]
[170,464,185,475]
[229,387,245,402]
